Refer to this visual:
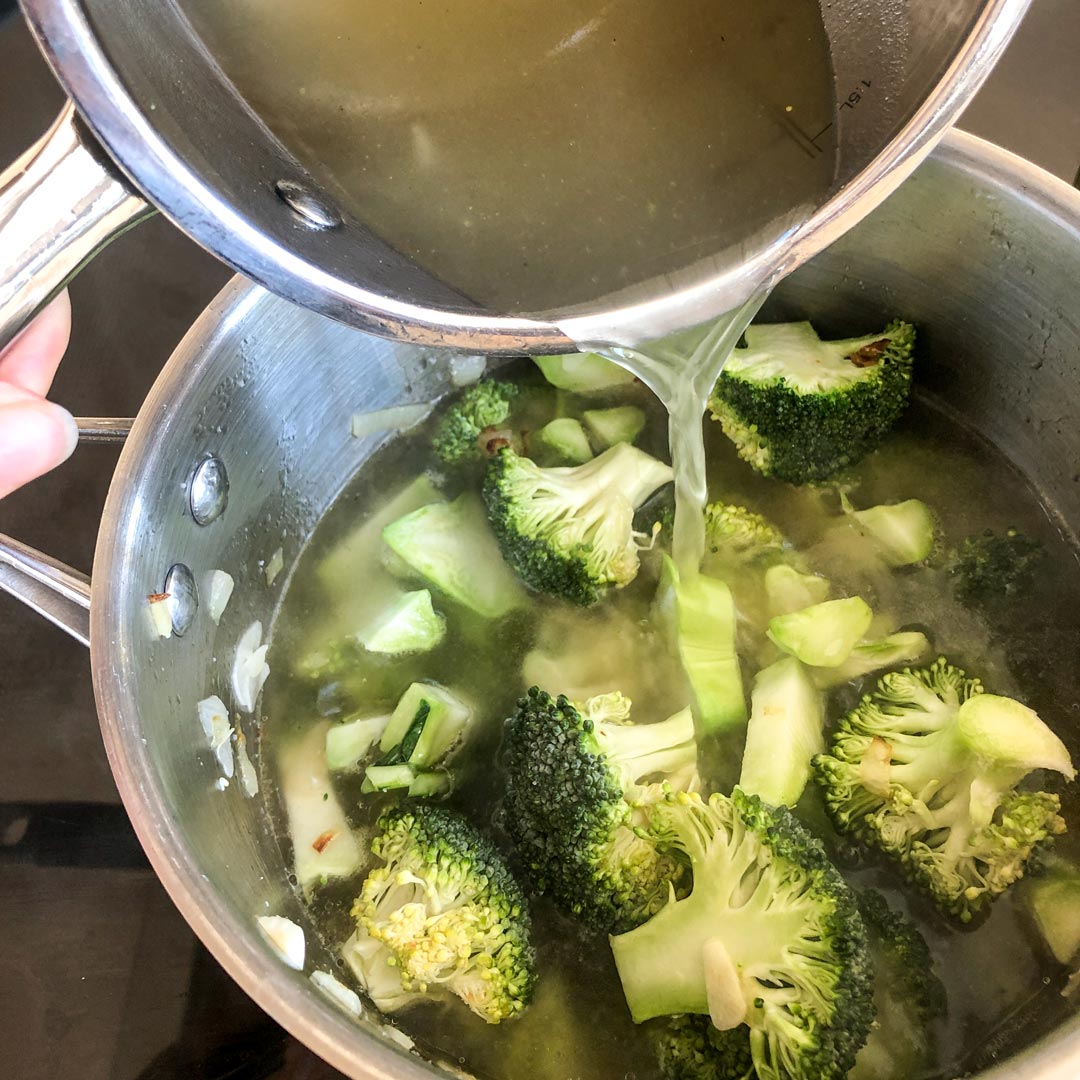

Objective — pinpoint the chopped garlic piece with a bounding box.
[147,594,172,638]
[197,695,235,778]
[382,1025,415,1051]
[350,403,431,440]
[264,547,284,587]
[703,938,747,1030]
[232,621,270,713]
[205,569,235,624]
[257,915,305,970]
[235,729,259,797]
[310,970,362,1016]
[449,354,486,387]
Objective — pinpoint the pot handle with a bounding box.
[0,101,155,351]
[0,533,91,647]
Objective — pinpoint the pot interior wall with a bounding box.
[94,134,1080,1079]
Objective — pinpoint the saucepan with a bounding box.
[1,129,1079,1079]
[0,0,1032,350]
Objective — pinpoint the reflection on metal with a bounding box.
[274,180,342,230]
[163,563,198,637]
[189,455,229,526]
[75,417,134,443]
[0,532,91,646]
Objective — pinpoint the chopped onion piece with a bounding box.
[205,569,235,624]
[265,547,284,587]
[382,1026,415,1051]
[449,354,486,387]
[310,970,362,1016]
[147,594,172,638]
[350,403,431,440]
[235,729,260,797]
[257,915,305,971]
[215,777,229,791]
[232,621,270,713]
[197,695,235,778]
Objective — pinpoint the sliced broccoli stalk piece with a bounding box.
[326,712,392,771]
[533,352,636,393]
[278,722,362,890]
[764,563,831,618]
[382,493,527,618]
[378,682,473,769]
[841,494,936,567]
[659,556,746,734]
[583,405,647,449]
[767,596,873,668]
[739,657,824,807]
[809,631,930,689]
[708,319,916,484]
[432,380,519,465]
[533,417,594,465]
[483,442,674,606]
[346,803,536,1023]
[407,770,452,798]
[813,658,1076,921]
[950,527,1045,606]
[1025,861,1080,964]
[355,589,446,655]
[610,789,874,1080]
[364,763,416,790]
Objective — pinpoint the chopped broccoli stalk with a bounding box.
[279,722,363,890]
[1025,861,1080,964]
[326,713,392,771]
[708,319,916,484]
[503,687,698,933]
[809,631,930,689]
[407,770,451,798]
[652,1014,754,1080]
[344,803,536,1023]
[432,380,519,464]
[484,442,674,605]
[610,788,874,1080]
[382,493,527,618]
[813,658,1076,921]
[534,417,594,465]
[950,527,1044,606]
[764,563,830,618]
[355,589,446,655]
[583,405,647,449]
[703,501,785,564]
[767,596,873,667]
[851,890,946,1080]
[379,682,473,769]
[739,657,824,807]
[533,352,637,393]
[841,494,936,567]
[659,556,746,733]
[364,763,416,790]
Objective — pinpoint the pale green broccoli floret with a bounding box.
[809,631,930,689]
[767,596,873,668]
[382,493,527,618]
[583,405,647,449]
[704,501,785,564]
[708,319,916,484]
[432,380,519,464]
[764,563,831,618]
[355,589,446,655]
[840,494,936,567]
[739,656,824,807]
[483,442,674,605]
[533,352,637,393]
[813,658,1076,921]
[343,803,536,1023]
[534,417,594,465]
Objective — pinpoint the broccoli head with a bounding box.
[503,687,698,933]
[344,803,535,1023]
[704,501,785,563]
[653,1014,755,1080]
[611,788,874,1080]
[950,527,1044,606]
[708,319,915,484]
[813,658,1075,921]
[432,380,519,465]
[483,442,674,605]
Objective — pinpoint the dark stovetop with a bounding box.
[0,5,1078,1079]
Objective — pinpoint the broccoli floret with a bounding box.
[432,380,519,464]
[653,1014,754,1080]
[503,687,698,932]
[950,527,1044,606]
[851,890,946,1080]
[708,320,916,484]
[343,803,535,1023]
[610,788,874,1080]
[813,658,1076,921]
[483,443,674,605]
[704,502,785,563]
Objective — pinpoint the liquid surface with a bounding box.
[262,369,1080,1080]
[181,0,837,313]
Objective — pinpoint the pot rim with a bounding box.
[90,129,1080,1080]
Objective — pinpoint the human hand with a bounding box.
[0,292,77,499]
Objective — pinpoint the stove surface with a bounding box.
[0,4,1078,1079]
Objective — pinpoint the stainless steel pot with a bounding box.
[2,128,1080,1079]
[0,0,1032,351]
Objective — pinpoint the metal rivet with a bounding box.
[164,564,198,637]
[190,455,229,525]
[274,180,343,230]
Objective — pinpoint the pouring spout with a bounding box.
[0,532,90,646]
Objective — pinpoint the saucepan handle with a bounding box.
[0,101,154,351]
[0,416,133,645]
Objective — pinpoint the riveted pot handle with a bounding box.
[0,532,91,646]
[0,101,154,351]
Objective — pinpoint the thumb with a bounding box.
[0,392,79,499]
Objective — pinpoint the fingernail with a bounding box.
[0,399,80,497]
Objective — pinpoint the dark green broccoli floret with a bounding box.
[851,890,946,1080]
[432,380,519,464]
[343,803,535,1023]
[653,1014,754,1080]
[708,320,915,484]
[950,527,1044,606]
[611,788,875,1080]
[813,658,1075,922]
[503,687,698,933]
[483,442,674,606]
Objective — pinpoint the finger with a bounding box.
[0,397,79,499]
[0,290,72,397]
